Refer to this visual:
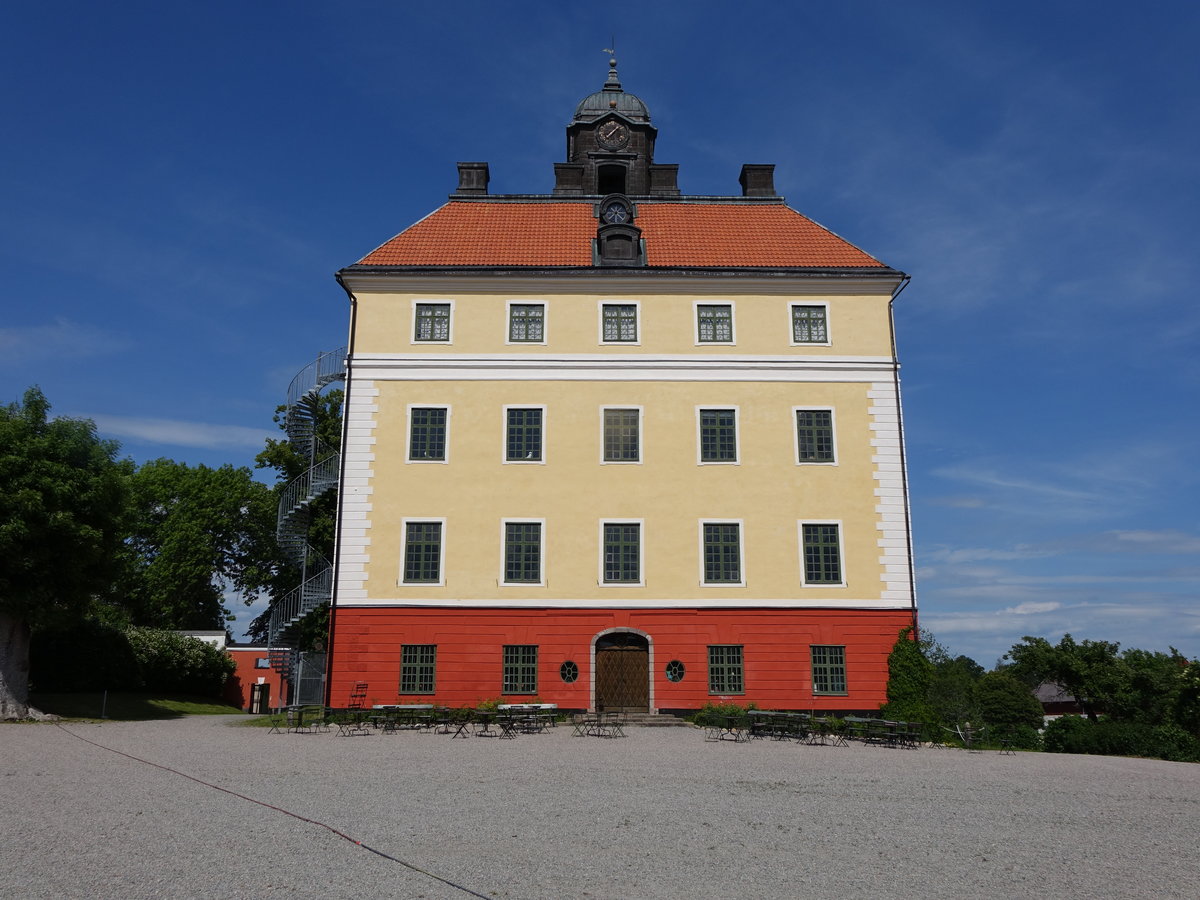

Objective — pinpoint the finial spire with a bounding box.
[602,44,621,91]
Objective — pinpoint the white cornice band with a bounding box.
[351,354,897,383]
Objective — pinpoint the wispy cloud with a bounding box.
[91,414,272,451]
[0,317,132,365]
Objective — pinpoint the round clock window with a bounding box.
[602,202,629,225]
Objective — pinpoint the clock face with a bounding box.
[602,202,629,225]
[596,120,630,150]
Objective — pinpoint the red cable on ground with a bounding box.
[54,723,490,899]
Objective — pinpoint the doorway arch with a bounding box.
[592,628,653,712]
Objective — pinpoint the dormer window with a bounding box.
[594,194,644,267]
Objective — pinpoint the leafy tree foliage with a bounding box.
[1007,632,1199,760]
[0,387,129,718]
[881,626,935,722]
[1005,634,1124,722]
[116,459,280,631]
[975,670,1044,748]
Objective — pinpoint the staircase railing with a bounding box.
[267,348,345,670]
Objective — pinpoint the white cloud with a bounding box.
[0,317,132,365]
[91,414,272,451]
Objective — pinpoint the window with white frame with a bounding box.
[801,523,843,585]
[696,303,734,343]
[505,407,543,462]
[602,521,641,584]
[698,408,738,463]
[702,522,742,585]
[503,521,543,584]
[602,407,640,463]
[791,304,828,344]
[402,521,443,584]
[414,302,451,342]
[408,407,448,461]
[508,303,545,343]
[601,303,638,342]
[795,409,835,463]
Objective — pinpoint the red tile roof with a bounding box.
[354,201,887,269]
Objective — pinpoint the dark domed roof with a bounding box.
[572,57,651,123]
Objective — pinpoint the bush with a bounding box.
[692,701,755,726]
[31,620,142,692]
[1043,716,1200,762]
[125,628,234,697]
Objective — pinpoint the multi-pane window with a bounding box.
[702,522,742,584]
[699,409,737,462]
[811,645,847,695]
[508,304,545,342]
[602,522,641,584]
[414,303,451,341]
[505,408,543,461]
[708,645,744,694]
[503,645,538,694]
[796,409,835,463]
[503,522,542,584]
[400,644,436,694]
[791,305,828,343]
[402,522,442,583]
[602,303,638,342]
[602,408,640,462]
[697,304,733,343]
[409,407,447,461]
[802,523,843,584]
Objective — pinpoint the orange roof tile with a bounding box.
[354,200,886,269]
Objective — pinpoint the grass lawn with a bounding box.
[29,692,245,721]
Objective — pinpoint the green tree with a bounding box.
[0,387,128,718]
[117,459,280,631]
[927,652,983,726]
[1005,634,1124,722]
[975,670,1044,746]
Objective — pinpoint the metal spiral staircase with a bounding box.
[268,348,346,688]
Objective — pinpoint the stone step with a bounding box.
[612,713,693,728]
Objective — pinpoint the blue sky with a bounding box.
[3,3,1198,661]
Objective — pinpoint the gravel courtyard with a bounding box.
[2,715,1197,899]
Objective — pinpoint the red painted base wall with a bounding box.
[328,607,913,712]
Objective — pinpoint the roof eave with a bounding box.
[338,264,906,280]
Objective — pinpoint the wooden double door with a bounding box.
[595,632,649,711]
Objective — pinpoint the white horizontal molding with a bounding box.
[350,354,896,383]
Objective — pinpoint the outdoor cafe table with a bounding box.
[371,704,433,730]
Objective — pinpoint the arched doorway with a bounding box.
[594,630,650,711]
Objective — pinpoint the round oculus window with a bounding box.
[665,660,685,682]
[560,660,579,683]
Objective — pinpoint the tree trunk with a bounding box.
[0,612,33,720]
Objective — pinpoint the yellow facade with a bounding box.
[338,276,909,612]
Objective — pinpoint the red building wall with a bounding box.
[328,606,912,712]
[223,647,287,711]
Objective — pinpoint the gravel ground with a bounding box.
[2,715,1198,900]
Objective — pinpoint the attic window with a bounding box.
[597,164,626,195]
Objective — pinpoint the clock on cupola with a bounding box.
[554,52,679,199]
